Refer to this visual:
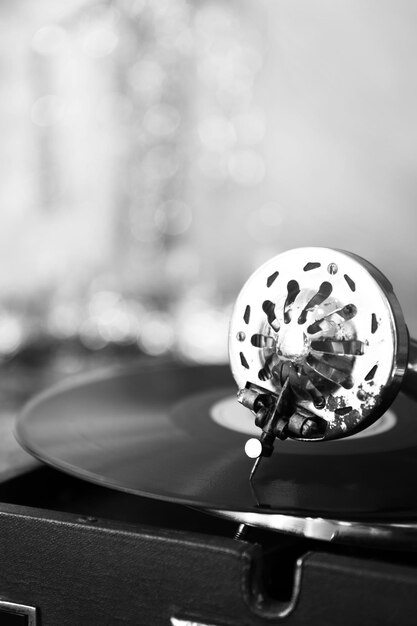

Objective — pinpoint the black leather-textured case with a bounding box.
[1,469,417,625]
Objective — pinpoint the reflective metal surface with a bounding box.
[214,509,417,550]
[0,599,37,625]
[229,247,410,441]
[171,618,221,626]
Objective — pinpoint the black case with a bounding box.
[1,467,417,626]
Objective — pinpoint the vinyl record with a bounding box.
[15,359,417,520]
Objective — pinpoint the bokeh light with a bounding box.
[31,95,66,126]
[0,0,415,384]
[32,24,68,56]
[154,201,192,236]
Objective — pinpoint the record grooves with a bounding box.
[15,359,417,523]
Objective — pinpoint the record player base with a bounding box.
[0,469,417,625]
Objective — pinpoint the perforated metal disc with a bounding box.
[229,248,408,441]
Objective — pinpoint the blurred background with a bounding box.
[0,0,417,422]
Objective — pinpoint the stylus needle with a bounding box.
[235,452,262,539]
[249,455,262,482]
[245,377,293,485]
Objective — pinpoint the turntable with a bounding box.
[1,247,417,625]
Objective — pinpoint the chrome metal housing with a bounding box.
[229,247,409,441]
